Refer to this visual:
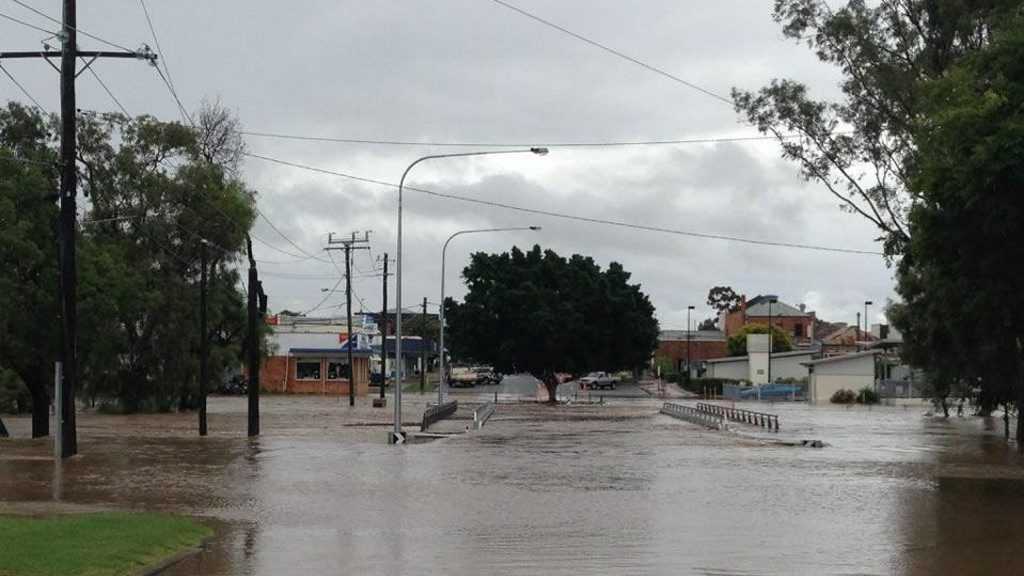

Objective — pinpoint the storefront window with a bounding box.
[327,361,351,380]
[296,360,321,380]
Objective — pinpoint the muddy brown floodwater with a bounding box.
[3,392,1024,575]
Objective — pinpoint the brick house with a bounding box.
[721,294,816,344]
[655,330,728,377]
[259,315,373,396]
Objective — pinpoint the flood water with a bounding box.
[3,387,1024,575]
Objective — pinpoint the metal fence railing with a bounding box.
[661,402,727,430]
[473,401,496,430]
[421,400,458,431]
[696,402,779,431]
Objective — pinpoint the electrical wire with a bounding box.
[83,61,130,116]
[239,130,792,149]
[487,0,733,106]
[243,152,883,256]
[137,0,177,97]
[254,205,332,263]
[0,7,54,34]
[152,64,193,126]
[0,61,46,112]
[8,0,136,52]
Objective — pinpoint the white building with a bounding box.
[704,334,816,384]
[804,350,879,404]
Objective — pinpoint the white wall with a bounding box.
[749,351,768,384]
[810,374,874,404]
[708,360,748,381]
[808,354,877,404]
[769,353,813,381]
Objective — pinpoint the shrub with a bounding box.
[856,387,880,405]
[830,389,857,404]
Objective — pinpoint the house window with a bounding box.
[327,360,351,380]
[793,323,803,337]
[296,360,321,380]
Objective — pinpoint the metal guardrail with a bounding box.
[421,400,458,431]
[473,401,496,430]
[661,402,727,430]
[696,402,779,432]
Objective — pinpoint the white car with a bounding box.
[579,371,618,390]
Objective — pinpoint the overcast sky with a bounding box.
[2,0,897,329]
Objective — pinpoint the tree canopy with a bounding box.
[0,102,256,427]
[727,324,794,357]
[892,13,1024,434]
[733,0,1019,257]
[444,245,659,401]
[706,286,743,314]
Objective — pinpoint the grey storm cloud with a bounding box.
[3,0,892,327]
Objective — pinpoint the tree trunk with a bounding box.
[539,372,559,403]
[26,375,49,438]
[940,395,950,418]
[0,415,8,438]
[1004,403,1011,441]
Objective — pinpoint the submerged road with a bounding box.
[3,396,1024,575]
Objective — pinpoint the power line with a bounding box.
[243,151,882,256]
[487,0,733,106]
[239,130,794,149]
[0,61,45,112]
[137,0,185,121]
[254,206,332,263]
[83,60,129,116]
[8,0,136,52]
[152,64,192,125]
[0,7,55,34]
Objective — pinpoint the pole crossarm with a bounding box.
[0,50,156,60]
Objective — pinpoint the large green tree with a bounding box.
[894,14,1024,442]
[0,102,255,421]
[445,245,659,402]
[726,324,794,356]
[0,103,60,436]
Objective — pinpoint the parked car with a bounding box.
[472,366,502,385]
[449,366,479,387]
[579,371,618,390]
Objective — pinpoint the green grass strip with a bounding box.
[0,512,212,576]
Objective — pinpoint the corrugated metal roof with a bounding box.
[801,350,879,366]
[658,330,726,342]
[745,300,810,317]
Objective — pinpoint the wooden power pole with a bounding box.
[378,253,393,403]
[325,231,370,407]
[1,2,157,456]
[199,240,208,436]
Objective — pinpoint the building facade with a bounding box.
[259,315,374,396]
[721,294,817,344]
[655,330,728,376]
[805,350,879,404]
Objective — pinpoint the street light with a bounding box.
[439,226,541,405]
[686,305,695,388]
[392,147,549,443]
[766,295,778,389]
[863,300,873,351]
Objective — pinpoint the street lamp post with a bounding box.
[392,148,548,443]
[439,226,541,405]
[766,296,778,389]
[864,300,873,349]
[686,305,695,389]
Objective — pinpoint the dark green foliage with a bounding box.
[706,286,743,314]
[445,245,659,402]
[894,13,1024,438]
[830,389,857,404]
[856,386,879,405]
[0,102,255,415]
[727,324,793,356]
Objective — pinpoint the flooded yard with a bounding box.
[2,393,1023,575]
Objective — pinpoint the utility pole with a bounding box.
[325,231,370,407]
[246,237,266,436]
[199,240,208,436]
[421,297,428,394]
[378,254,393,403]
[1,4,157,457]
[686,305,694,389]
[856,311,862,352]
